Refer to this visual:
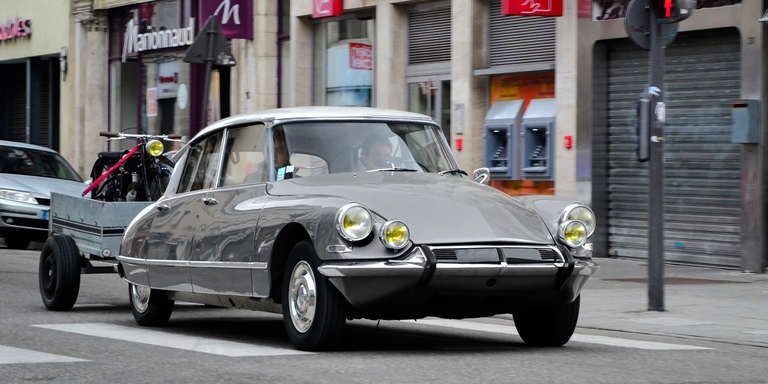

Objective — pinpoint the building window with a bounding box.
[312,15,375,106]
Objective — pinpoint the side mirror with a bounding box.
[473,167,490,185]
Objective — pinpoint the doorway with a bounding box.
[407,76,451,142]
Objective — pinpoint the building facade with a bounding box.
[4,1,763,271]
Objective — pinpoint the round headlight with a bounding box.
[379,220,410,250]
[146,140,164,157]
[558,220,587,248]
[335,204,373,242]
[562,204,596,237]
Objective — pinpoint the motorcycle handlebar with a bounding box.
[99,131,119,138]
[100,132,184,140]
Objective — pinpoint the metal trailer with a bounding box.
[38,192,152,311]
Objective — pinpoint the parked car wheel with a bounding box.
[5,237,31,250]
[513,295,580,347]
[129,283,174,326]
[38,235,81,311]
[282,240,346,351]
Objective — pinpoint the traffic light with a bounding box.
[654,0,694,24]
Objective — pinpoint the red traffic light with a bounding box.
[654,0,694,24]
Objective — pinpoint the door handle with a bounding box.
[156,204,170,211]
[201,197,218,206]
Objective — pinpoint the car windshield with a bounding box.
[0,145,83,182]
[279,121,457,175]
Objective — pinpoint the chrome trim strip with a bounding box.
[116,256,267,270]
[189,261,267,269]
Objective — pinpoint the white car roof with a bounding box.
[0,140,58,153]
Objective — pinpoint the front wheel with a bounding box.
[282,240,346,351]
[513,295,580,347]
[129,283,174,326]
[39,235,81,311]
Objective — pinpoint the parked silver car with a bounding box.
[0,141,85,249]
[115,107,599,351]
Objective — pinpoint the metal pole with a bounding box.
[648,10,665,311]
[200,20,215,131]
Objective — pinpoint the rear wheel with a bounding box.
[513,295,580,347]
[39,235,81,311]
[129,283,174,326]
[282,240,346,351]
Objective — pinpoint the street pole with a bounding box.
[648,10,665,311]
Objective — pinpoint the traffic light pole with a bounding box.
[648,11,665,311]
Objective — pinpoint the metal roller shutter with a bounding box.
[488,0,555,68]
[408,6,451,65]
[606,29,741,267]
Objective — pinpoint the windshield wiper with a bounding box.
[438,168,468,176]
[367,168,418,172]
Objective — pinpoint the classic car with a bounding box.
[115,106,599,351]
[0,140,86,249]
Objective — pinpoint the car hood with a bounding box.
[267,172,554,244]
[0,174,87,201]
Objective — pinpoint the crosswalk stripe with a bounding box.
[32,323,311,357]
[404,319,713,350]
[0,345,88,365]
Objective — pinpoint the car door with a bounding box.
[146,132,222,292]
[190,124,270,296]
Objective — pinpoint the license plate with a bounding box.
[43,210,49,220]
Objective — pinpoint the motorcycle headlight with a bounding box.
[0,189,37,204]
[558,220,588,248]
[335,203,373,242]
[146,140,164,157]
[561,204,596,237]
[379,220,410,250]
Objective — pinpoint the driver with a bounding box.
[357,133,393,171]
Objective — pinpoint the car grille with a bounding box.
[431,246,561,264]
[2,216,48,229]
[37,198,51,206]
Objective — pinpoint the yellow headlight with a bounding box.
[146,140,164,157]
[380,220,410,250]
[563,204,596,237]
[335,204,373,241]
[558,220,587,248]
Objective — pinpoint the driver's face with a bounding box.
[274,139,289,168]
[362,142,391,169]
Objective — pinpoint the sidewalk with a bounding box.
[577,257,768,347]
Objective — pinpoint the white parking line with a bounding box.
[0,345,87,365]
[32,323,311,357]
[406,319,713,350]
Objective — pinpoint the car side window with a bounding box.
[177,133,223,193]
[220,124,268,187]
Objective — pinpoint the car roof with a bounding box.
[195,106,437,139]
[0,140,58,153]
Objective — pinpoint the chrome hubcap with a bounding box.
[288,260,317,333]
[131,284,151,313]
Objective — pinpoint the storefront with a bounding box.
[0,1,69,151]
[105,0,233,150]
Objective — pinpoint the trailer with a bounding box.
[39,192,152,310]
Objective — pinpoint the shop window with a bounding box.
[313,16,375,106]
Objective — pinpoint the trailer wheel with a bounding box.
[129,283,174,326]
[39,235,81,311]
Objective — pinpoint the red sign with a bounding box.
[313,0,343,18]
[502,0,563,17]
[349,42,372,70]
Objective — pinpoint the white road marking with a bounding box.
[0,345,87,365]
[32,323,311,357]
[405,319,713,350]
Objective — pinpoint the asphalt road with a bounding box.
[1,246,767,384]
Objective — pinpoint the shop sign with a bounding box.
[349,42,372,70]
[199,0,253,40]
[501,0,563,17]
[157,61,179,99]
[313,0,343,18]
[0,17,31,42]
[122,18,195,62]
